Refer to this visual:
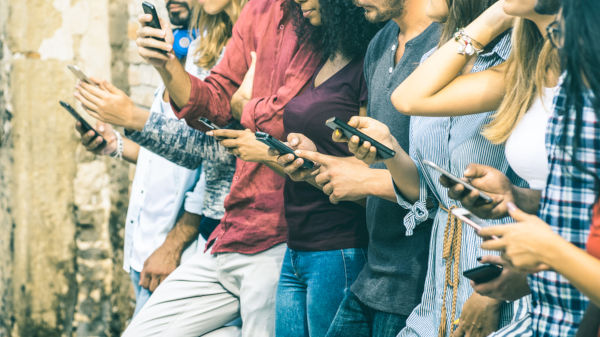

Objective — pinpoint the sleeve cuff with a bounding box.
[393,163,437,236]
[183,168,206,215]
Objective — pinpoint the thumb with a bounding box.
[463,163,488,179]
[507,202,529,222]
[478,254,505,266]
[295,150,329,166]
[101,80,119,94]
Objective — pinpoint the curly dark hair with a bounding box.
[283,0,383,61]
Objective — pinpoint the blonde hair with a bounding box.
[189,0,247,70]
[482,18,560,144]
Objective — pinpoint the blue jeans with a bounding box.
[325,290,407,337]
[129,269,152,317]
[275,247,367,337]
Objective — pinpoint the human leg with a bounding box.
[275,248,309,337]
[325,290,372,337]
[123,250,240,337]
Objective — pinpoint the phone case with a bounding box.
[325,117,396,159]
[59,101,107,148]
[463,264,503,283]
[422,160,493,204]
[255,132,315,169]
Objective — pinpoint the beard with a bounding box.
[362,0,404,23]
[167,0,192,28]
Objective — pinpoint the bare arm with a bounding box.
[391,1,513,116]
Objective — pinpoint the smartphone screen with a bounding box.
[142,1,165,42]
[59,101,107,148]
[325,117,395,159]
[423,160,493,204]
[451,207,499,240]
[255,131,315,170]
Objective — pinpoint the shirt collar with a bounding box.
[479,30,512,62]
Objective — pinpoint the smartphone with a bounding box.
[451,208,499,240]
[198,117,221,130]
[142,1,165,41]
[59,101,107,148]
[255,131,315,170]
[463,263,503,283]
[422,160,493,204]
[67,65,92,84]
[325,117,396,160]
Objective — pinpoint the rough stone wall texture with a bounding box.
[0,0,166,335]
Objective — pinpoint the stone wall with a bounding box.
[0,0,165,335]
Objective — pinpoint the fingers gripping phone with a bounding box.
[255,131,315,170]
[142,1,165,42]
[463,263,503,283]
[450,207,499,240]
[325,117,396,160]
[59,101,107,148]
[423,160,493,204]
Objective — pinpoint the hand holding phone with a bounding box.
[60,101,107,148]
[325,117,396,160]
[142,1,164,41]
[450,207,499,240]
[198,117,221,131]
[255,131,315,170]
[423,160,493,204]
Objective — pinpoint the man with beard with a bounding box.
[76,0,209,317]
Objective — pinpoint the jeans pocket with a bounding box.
[340,248,367,288]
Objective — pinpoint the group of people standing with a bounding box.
[71,0,600,336]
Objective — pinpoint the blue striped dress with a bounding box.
[394,33,531,337]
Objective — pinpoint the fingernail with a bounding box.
[507,202,517,212]
[207,131,213,136]
[295,150,302,155]
[99,125,104,132]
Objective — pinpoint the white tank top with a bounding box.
[504,87,558,190]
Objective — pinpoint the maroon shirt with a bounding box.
[283,57,368,251]
[173,0,321,254]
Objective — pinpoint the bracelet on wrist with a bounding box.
[454,28,484,56]
[110,130,124,160]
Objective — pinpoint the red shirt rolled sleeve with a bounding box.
[173,0,321,254]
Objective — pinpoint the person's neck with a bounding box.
[392,0,431,38]
[224,3,235,22]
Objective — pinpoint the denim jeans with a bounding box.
[325,290,407,337]
[129,269,152,317]
[275,247,367,337]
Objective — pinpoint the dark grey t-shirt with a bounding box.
[350,21,441,315]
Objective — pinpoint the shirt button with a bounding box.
[279,24,284,30]
[391,44,396,51]
[234,176,239,181]
[388,67,393,73]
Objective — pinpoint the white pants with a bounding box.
[122,243,286,337]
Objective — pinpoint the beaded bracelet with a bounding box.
[110,130,124,160]
[454,29,484,56]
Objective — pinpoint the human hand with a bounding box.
[139,242,182,292]
[75,121,117,156]
[295,150,370,204]
[479,203,557,273]
[231,51,257,121]
[74,78,148,131]
[136,14,175,67]
[471,255,531,301]
[451,292,501,337]
[331,116,396,166]
[440,164,515,219]
[208,129,272,163]
[270,133,319,181]
[468,0,515,43]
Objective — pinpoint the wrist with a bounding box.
[128,106,150,131]
[464,16,507,47]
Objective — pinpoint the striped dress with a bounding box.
[395,32,531,337]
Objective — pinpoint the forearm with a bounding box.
[545,238,600,307]
[384,141,420,202]
[162,211,201,252]
[121,137,140,164]
[364,169,400,203]
[157,58,192,109]
[512,187,541,214]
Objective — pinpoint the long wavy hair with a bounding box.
[483,18,560,143]
[438,0,498,45]
[560,0,600,188]
[190,0,248,69]
[284,0,382,61]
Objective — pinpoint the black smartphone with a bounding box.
[142,1,165,41]
[255,131,315,170]
[325,117,396,160]
[198,117,221,130]
[422,160,494,204]
[59,101,107,148]
[463,263,503,283]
